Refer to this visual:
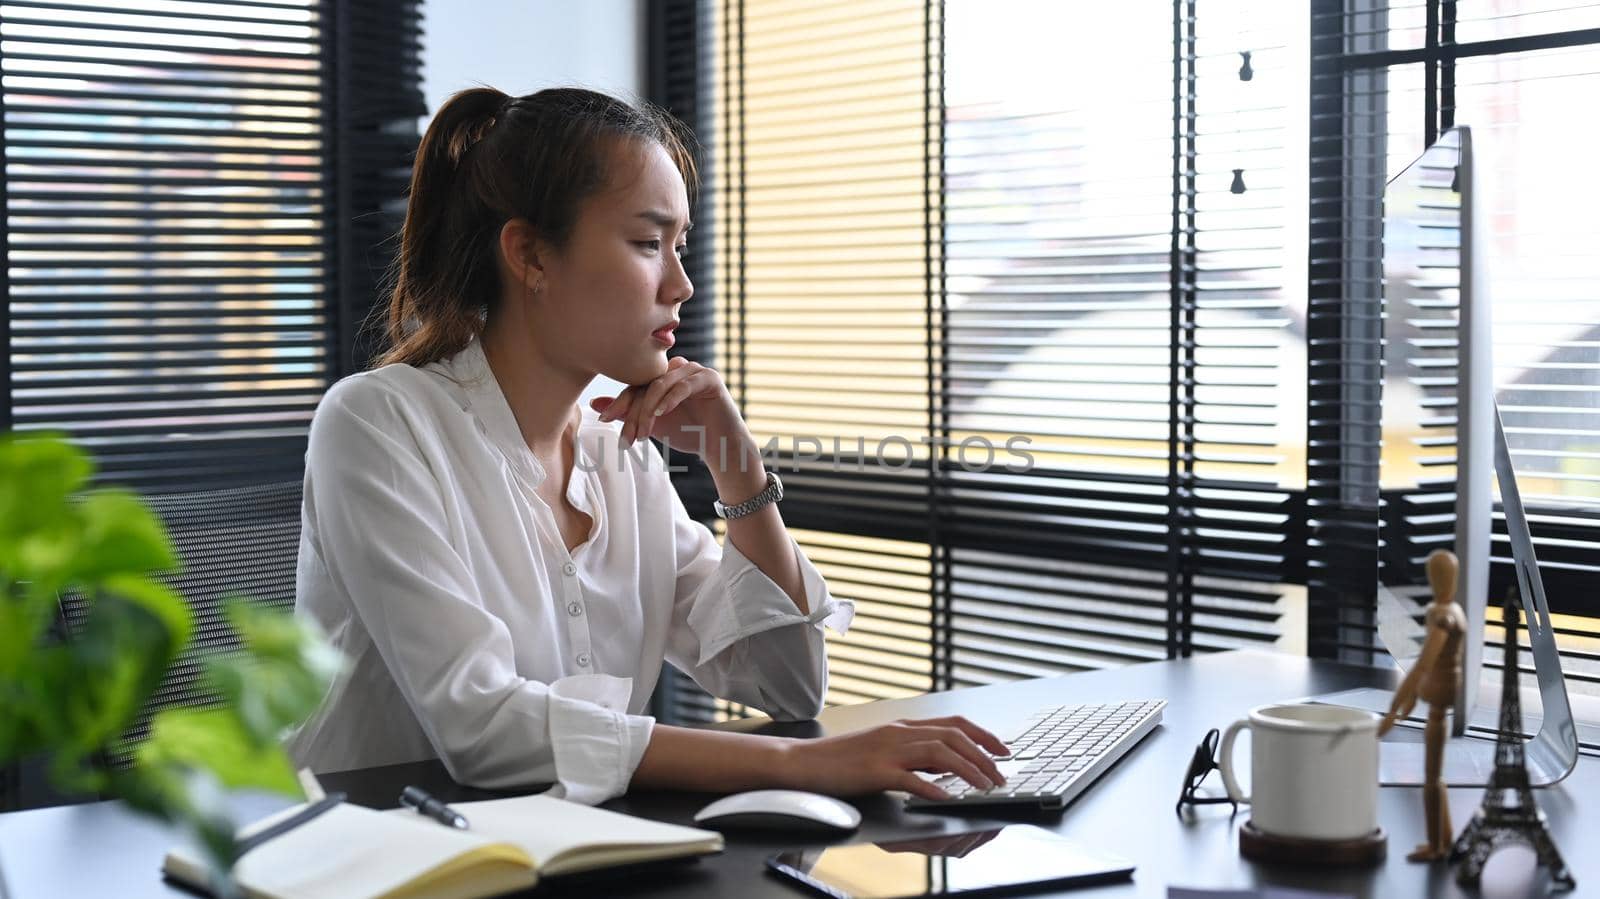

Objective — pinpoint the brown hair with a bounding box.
[376,86,699,368]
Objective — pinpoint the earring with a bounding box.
[522,255,543,296]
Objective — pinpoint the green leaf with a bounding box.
[137,707,301,796]
[0,434,91,546]
[73,491,178,582]
[205,601,342,748]
[10,526,83,596]
[100,575,193,655]
[0,641,74,761]
[0,583,59,684]
[0,431,338,891]
[49,594,182,762]
[114,765,238,878]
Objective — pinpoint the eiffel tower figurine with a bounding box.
[1449,590,1575,891]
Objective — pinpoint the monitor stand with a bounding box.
[1310,403,1580,788]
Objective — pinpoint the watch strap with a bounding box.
[713,471,783,519]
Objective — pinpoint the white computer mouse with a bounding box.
[692,789,862,834]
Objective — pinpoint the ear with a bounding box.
[498,218,545,291]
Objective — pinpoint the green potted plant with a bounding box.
[0,434,341,894]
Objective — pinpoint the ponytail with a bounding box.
[378,87,509,368]
[375,86,700,369]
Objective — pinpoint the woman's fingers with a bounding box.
[960,719,1011,756]
[622,365,699,444]
[803,720,1018,800]
[909,725,1006,786]
[907,741,994,791]
[621,383,663,444]
[639,367,697,421]
[624,361,713,441]
[597,387,636,423]
[650,378,702,422]
[905,715,1010,757]
[599,358,722,446]
[897,771,951,802]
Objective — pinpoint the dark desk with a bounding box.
[1,650,1591,898]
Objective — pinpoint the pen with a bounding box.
[234,792,347,858]
[400,785,470,829]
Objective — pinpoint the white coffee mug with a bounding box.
[1218,703,1380,842]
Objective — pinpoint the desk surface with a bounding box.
[1,650,1591,898]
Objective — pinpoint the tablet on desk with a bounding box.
[765,824,1134,898]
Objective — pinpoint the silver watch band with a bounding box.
[713,471,783,520]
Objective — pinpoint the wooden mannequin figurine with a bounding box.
[1379,549,1466,862]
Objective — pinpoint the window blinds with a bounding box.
[1309,0,1600,739]
[1,0,421,489]
[938,0,1298,684]
[652,0,1298,723]
[717,0,941,710]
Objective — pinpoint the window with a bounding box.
[651,0,1303,722]
[1,0,421,489]
[656,0,1600,733]
[1310,0,1600,742]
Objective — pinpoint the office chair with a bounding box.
[55,480,305,771]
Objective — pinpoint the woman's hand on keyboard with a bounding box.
[780,716,1010,801]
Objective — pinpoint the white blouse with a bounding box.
[286,340,852,804]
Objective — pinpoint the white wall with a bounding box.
[421,0,646,116]
[419,0,647,405]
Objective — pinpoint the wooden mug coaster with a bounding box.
[1238,819,1387,867]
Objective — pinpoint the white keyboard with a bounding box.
[906,699,1167,811]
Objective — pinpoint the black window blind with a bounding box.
[655,0,1600,729]
[652,0,1301,723]
[1,0,421,489]
[716,0,944,709]
[938,0,1299,685]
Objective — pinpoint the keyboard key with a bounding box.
[908,699,1166,808]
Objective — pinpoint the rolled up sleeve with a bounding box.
[663,488,854,720]
[303,380,653,801]
[545,675,656,805]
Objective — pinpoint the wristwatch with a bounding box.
[713,471,783,520]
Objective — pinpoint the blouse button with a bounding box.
[576,652,591,667]
[567,602,582,617]
[562,561,577,576]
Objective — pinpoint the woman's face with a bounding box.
[530,140,694,387]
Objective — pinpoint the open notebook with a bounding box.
[162,793,724,899]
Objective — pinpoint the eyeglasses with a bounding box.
[1174,728,1237,818]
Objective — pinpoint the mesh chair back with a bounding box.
[58,480,304,769]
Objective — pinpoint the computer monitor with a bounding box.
[1372,126,1491,726]
[1318,125,1578,787]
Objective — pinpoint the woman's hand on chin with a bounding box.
[590,357,752,464]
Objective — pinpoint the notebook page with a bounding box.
[432,795,723,877]
[227,803,535,899]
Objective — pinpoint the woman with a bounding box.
[289,86,1006,804]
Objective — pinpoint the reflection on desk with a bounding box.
[769,824,1133,898]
